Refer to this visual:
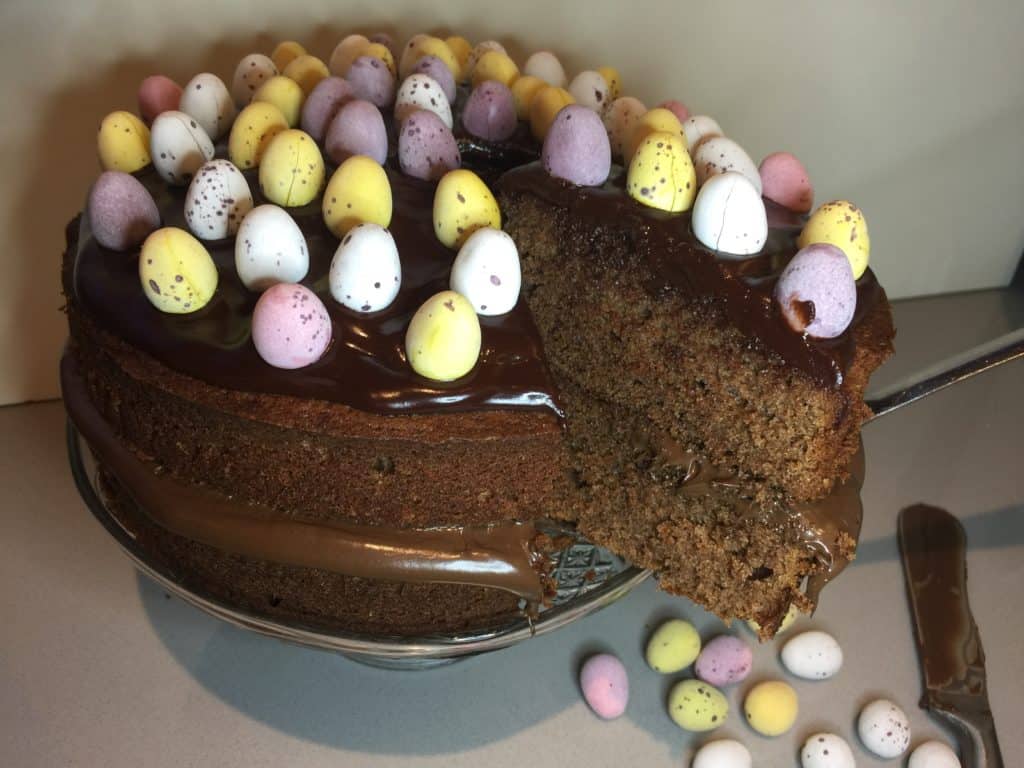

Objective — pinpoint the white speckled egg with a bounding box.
[184,160,253,241]
[232,53,278,107]
[781,630,844,680]
[328,222,401,313]
[450,227,521,316]
[394,74,453,128]
[857,699,911,759]
[692,739,752,768]
[683,115,723,152]
[234,204,309,291]
[179,73,236,140]
[801,733,856,768]
[693,136,762,193]
[568,70,610,113]
[603,96,647,160]
[908,740,961,768]
[150,110,215,186]
[691,171,767,256]
[523,50,566,87]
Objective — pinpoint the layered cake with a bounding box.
[62,32,894,638]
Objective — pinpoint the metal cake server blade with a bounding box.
[898,504,1004,768]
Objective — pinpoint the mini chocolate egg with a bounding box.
[798,201,870,279]
[747,603,799,636]
[801,733,856,768]
[857,699,911,758]
[579,653,629,720]
[691,172,767,255]
[433,169,501,249]
[624,107,687,163]
[668,680,728,732]
[465,40,507,81]
[529,86,574,142]
[282,54,329,96]
[759,152,813,213]
[252,75,305,127]
[542,104,611,186]
[744,681,798,736]
[328,222,401,313]
[271,40,306,72]
[692,739,752,768]
[450,227,521,315]
[98,110,151,173]
[596,66,621,101]
[405,290,481,381]
[412,55,456,104]
[369,32,397,58]
[251,282,332,370]
[645,618,701,673]
[300,76,354,142]
[626,131,697,213]
[179,73,235,141]
[659,99,689,123]
[184,159,253,240]
[694,136,762,193]
[87,171,160,251]
[329,34,370,77]
[322,155,392,238]
[345,55,397,109]
[781,629,844,679]
[523,50,566,87]
[139,227,218,313]
[908,740,961,768]
[471,50,519,88]
[682,115,723,152]
[603,96,647,160]
[444,35,472,81]
[231,54,278,108]
[462,81,517,142]
[394,73,453,129]
[363,42,397,76]
[398,35,458,80]
[150,110,214,185]
[138,76,182,123]
[398,109,460,181]
[234,204,309,290]
[324,99,388,166]
[695,635,753,687]
[511,75,546,120]
[258,129,324,208]
[397,33,428,76]
[228,101,289,170]
[568,70,610,113]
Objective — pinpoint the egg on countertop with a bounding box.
[470,50,519,88]
[682,114,723,153]
[300,76,354,143]
[780,629,844,680]
[231,54,278,108]
[324,99,388,166]
[139,227,218,314]
[691,739,752,768]
[234,204,309,291]
[450,227,521,316]
[542,104,611,187]
[183,159,253,241]
[603,96,647,160]
[138,75,182,123]
[462,81,517,142]
[251,282,332,370]
[98,110,151,173]
[529,86,575,142]
[328,222,401,313]
[398,109,460,181]
[667,679,728,732]
[405,290,482,381]
[857,698,911,758]
[568,70,610,113]
[908,740,962,768]
[346,55,397,109]
[87,171,160,251]
[258,129,324,208]
[433,169,501,249]
[228,101,289,171]
[645,618,701,673]
[150,110,214,185]
[798,200,871,279]
[322,154,393,238]
[412,54,457,104]
[694,635,753,687]
[691,171,767,255]
[743,680,798,736]
[626,131,697,213]
[329,33,370,77]
[800,733,856,768]
[179,73,235,141]
[693,136,762,194]
[578,653,629,720]
[394,73,453,129]
[523,50,566,87]
[252,75,305,128]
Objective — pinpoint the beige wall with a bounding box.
[2,0,1022,404]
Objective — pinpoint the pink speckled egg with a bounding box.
[87,171,160,251]
[324,99,388,166]
[579,653,629,720]
[300,76,354,142]
[138,75,182,124]
[398,110,460,181]
[251,283,332,370]
[694,635,753,687]
[412,55,456,104]
[774,243,857,339]
[542,105,611,187]
[659,99,690,123]
[346,55,396,109]
[461,81,517,142]
[760,152,814,213]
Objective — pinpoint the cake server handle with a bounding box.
[865,326,1024,421]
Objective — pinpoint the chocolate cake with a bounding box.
[62,33,894,639]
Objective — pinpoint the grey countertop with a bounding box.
[2,289,1022,767]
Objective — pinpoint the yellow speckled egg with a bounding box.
[625,107,687,163]
[282,54,329,96]
[405,290,481,381]
[322,155,392,238]
[399,35,459,80]
[258,129,324,207]
[529,86,575,142]
[646,618,701,673]
[627,131,696,213]
[471,50,519,88]
[363,42,396,75]
[597,66,622,100]
[139,227,218,314]
[97,111,151,172]
[433,169,501,249]
[744,681,798,736]
[252,75,304,127]
[798,200,870,279]
[229,101,289,170]
[668,680,728,732]
[271,40,306,72]
[511,75,547,120]
[444,35,472,81]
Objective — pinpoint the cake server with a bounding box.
[898,504,1004,768]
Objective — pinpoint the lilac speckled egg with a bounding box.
[659,99,690,123]
[541,105,611,187]
[774,243,856,339]
[251,283,332,370]
[324,100,388,166]
[346,55,396,109]
[87,171,160,251]
[579,653,628,720]
[412,55,457,104]
[760,151,814,213]
[398,110,460,181]
[300,76,354,142]
[694,635,753,687]
[461,81,517,142]
[138,75,182,124]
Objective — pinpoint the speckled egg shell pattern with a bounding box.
[300,76,354,143]
[461,81,518,142]
[626,131,697,213]
[568,70,610,113]
[542,104,611,187]
[667,680,728,732]
[325,99,389,167]
[139,227,218,314]
[449,227,521,316]
[345,55,397,109]
[179,73,236,141]
[329,34,370,77]
[412,54,457,104]
[857,699,911,758]
[322,155,393,238]
[229,101,290,170]
[693,136,763,194]
[251,282,332,370]
[692,739,752,768]
[694,635,753,687]
[398,109,461,181]
[394,73,453,129]
[328,222,402,313]
[184,160,253,241]
[523,50,566,87]
[800,733,856,768]
[234,204,309,291]
[691,171,767,255]
[603,96,647,160]
[258,129,324,208]
[231,54,278,108]
[150,110,215,186]
[98,111,151,173]
[87,171,160,251]
[682,114,723,152]
[780,630,845,679]
[433,169,501,249]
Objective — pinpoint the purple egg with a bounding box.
[541,104,611,186]
[694,635,753,687]
[775,243,857,338]
[345,55,396,109]
[300,76,354,142]
[461,81,517,142]
[324,99,388,166]
[138,75,181,124]
[251,283,332,370]
[579,653,629,720]
[398,110,461,181]
[412,55,456,104]
[87,171,160,251]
